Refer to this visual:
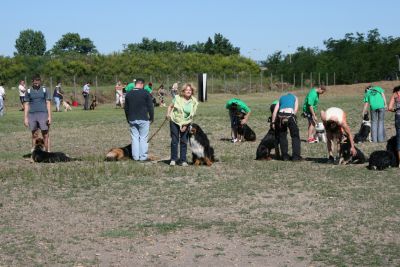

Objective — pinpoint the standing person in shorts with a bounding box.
[24,75,52,151]
[82,82,90,110]
[18,80,26,111]
[0,82,5,117]
[302,85,326,143]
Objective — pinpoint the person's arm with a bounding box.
[342,120,356,156]
[46,100,52,125]
[124,95,129,122]
[24,102,29,127]
[166,103,174,119]
[294,97,299,114]
[309,106,317,122]
[147,94,154,123]
[362,102,369,116]
[241,111,251,125]
[388,94,395,112]
[271,102,280,129]
[382,92,387,109]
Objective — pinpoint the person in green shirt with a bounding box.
[125,79,136,93]
[144,82,153,94]
[302,86,326,143]
[166,83,199,166]
[362,85,387,142]
[225,98,251,143]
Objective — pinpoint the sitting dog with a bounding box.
[338,137,366,165]
[89,96,97,110]
[256,127,279,160]
[315,122,327,143]
[368,136,398,170]
[237,124,256,142]
[105,144,132,161]
[31,138,79,163]
[188,123,216,166]
[354,113,371,143]
[62,100,72,112]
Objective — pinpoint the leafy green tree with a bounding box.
[51,33,97,55]
[15,29,46,56]
[212,33,240,56]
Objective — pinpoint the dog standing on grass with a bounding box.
[89,96,97,110]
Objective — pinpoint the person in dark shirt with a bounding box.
[23,75,52,151]
[124,78,154,161]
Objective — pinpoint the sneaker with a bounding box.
[327,156,335,164]
[307,137,318,143]
[231,138,238,143]
[169,160,176,166]
[181,162,188,167]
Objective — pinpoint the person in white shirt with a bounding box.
[0,83,6,117]
[18,80,26,111]
[82,82,90,110]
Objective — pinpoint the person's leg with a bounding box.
[289,116,301,159]
[129,121,140,160]
[229,109,238,141]
[20,96,25,111]
[377,108,386,142]
[370,109,378,142]
[179,127,189,163]
[170,121,179,162]
[138,120,150,161]
[84,95,89,110]
[277,118,289,160]
[42,130,50,152]
[0,97,3,116]
[31,130,40,149]
[308,118,316,140]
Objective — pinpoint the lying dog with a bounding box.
[188,123,216,166]
[256,127,279,160]
[31,138,79,163]
[90,96,97,110]
[62,100,72,112]
[368,136,398,170]
[238,124,256,142]
[315,122,327,143]
[354,113,371,143]
[105,144,132,161]
[338,137,366,165]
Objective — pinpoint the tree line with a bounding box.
[262,29,400,84]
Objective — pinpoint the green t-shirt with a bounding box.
[302,88,319,113]
[144,85,152,94]
[363,86,385,110]
[172,96,192,119]
[125,83,135,92]
[225,98,251,113]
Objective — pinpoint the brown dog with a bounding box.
[105,144,132,161]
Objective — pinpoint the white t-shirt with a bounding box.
[325,107,344,125]
[0,86,5,99]
[18,84,26,97]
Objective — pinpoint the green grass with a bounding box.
[0,89,399,266]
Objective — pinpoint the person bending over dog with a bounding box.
[24,75,52,152]
[166,83,199,166]
[320,107,356,164]
[225,98,251,143]
[271,93,302,161]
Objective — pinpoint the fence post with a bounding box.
[211,74,214,94]
[326,73,328,86]
[280,74,283,91]
[270,72,273,91]
[293,73,296,90]
[224,74,226,93]
[236,73,239,95]
[50,77,53,93]
[249,72,252,93]
[73,75,77,101]
[318,72,321,85]
[95,75,98,96]
[310,73,313,88]
[260,71,263,92]
[24,76,27,86]
[334,72,336,86]
[301,72,304,89]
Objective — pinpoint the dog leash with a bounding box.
[148,117,168,143]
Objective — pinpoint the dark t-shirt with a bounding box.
[53,86,63,99]
[124,88,154,122]
[24,87,51,113]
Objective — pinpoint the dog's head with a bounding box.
[340,137,352,160]
[315,122,325,133]
[34,138,46,151]
[363,113,370,122]
[189,123,201,136]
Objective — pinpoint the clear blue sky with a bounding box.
[1,0,399,60]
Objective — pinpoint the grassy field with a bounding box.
[0,81,399,266]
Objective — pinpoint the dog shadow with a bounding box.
[304,157,330,164]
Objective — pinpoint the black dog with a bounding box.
[238,124,256,142]
[338,137,366,164]
[256,128,279,160]
[188,123,216,166]
[31,138,79,163]
[368,136,398,170]
[89,96,97,110]
[354,113,371,143]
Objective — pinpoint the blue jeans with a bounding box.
[396,114,400,151]
[371,108,385,142]
[54,97,61,111]
[170,121,189,163]
[129,120,150,160]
